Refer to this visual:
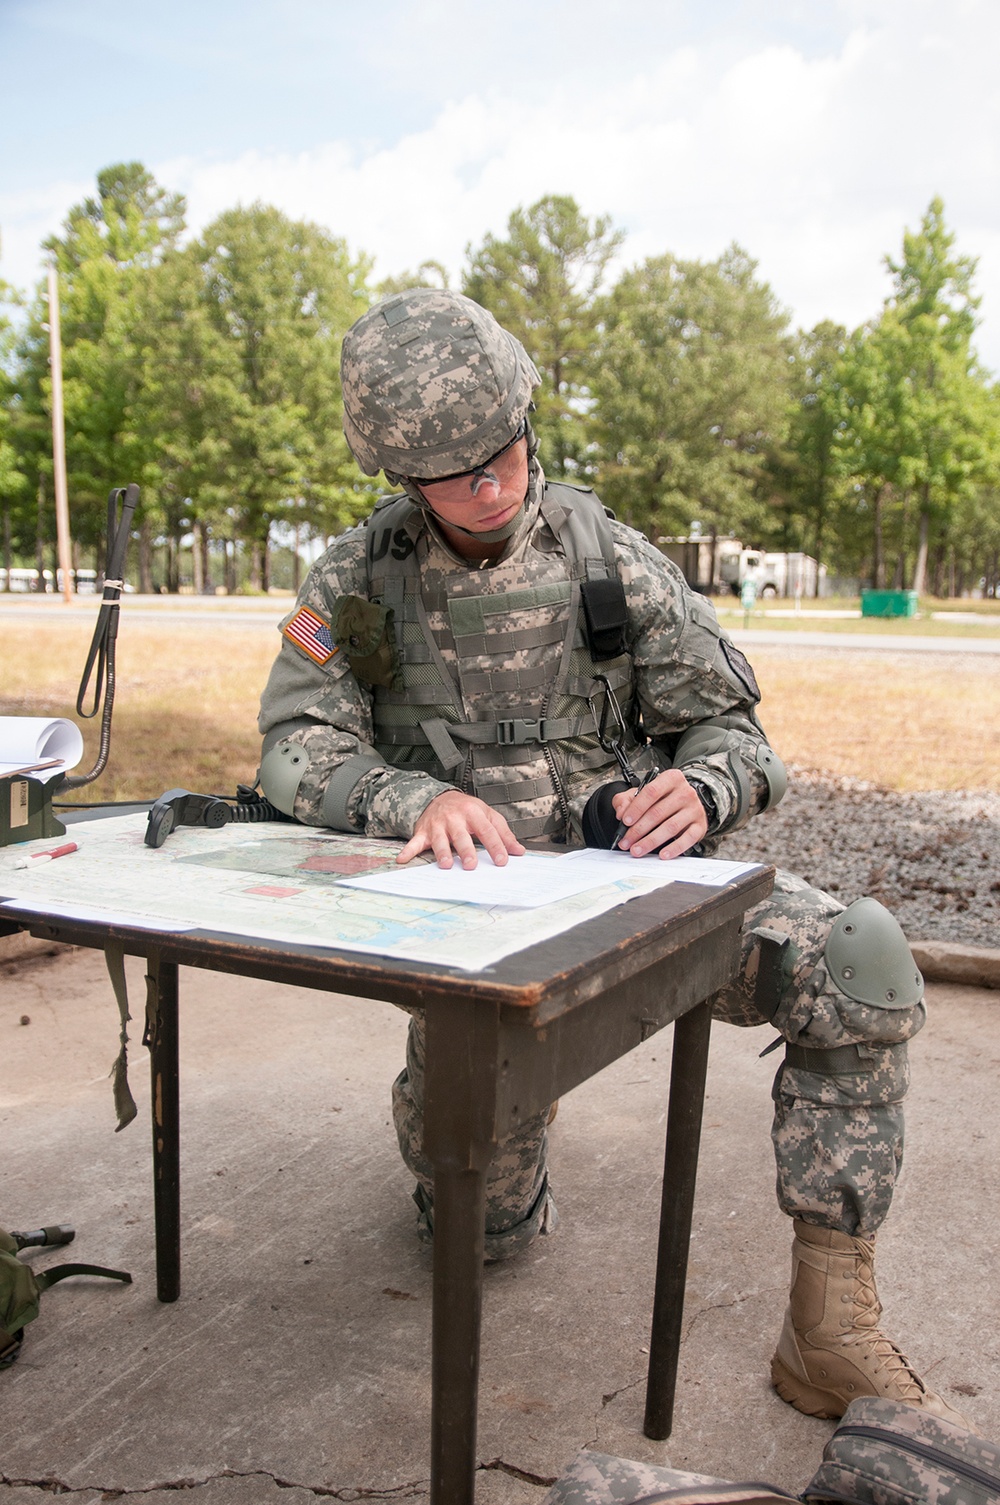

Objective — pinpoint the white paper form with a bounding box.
[342,848,764,907]
[0,716,84,780]
[560,849,763,888]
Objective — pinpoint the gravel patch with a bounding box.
[721,767,1000,949]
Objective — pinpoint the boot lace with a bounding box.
[843,1243,926,1401]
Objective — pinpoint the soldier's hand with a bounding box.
[612,770,708,859]
[397,790,527,870]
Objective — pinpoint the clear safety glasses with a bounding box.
[416,423,527,506]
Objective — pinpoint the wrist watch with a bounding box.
[687,777,719,835]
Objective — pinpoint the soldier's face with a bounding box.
[417,436,529,533]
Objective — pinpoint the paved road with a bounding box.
[2,595,999,651]
[0,596,287,626]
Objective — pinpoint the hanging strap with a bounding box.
[35,1263,132,1292]
[105,942,138,1131]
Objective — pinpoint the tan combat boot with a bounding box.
[771,1219,970,1426]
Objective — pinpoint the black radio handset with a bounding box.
[145,789,232,848]
[144,786,290,848]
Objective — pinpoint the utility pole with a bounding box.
[47,263,74,603]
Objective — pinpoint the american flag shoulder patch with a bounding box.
[283,605,338,666]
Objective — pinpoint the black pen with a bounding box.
[611,768,659,851]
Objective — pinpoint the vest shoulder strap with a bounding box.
[366,494,423,584]
[541,483,628,660]
[539,481,619,579]
[364,482,628,659]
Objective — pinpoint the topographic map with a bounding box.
[0,812,731,971]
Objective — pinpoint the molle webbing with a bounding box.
[364,486,637,833]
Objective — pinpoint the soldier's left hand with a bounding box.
[612,770,708,859]
[397,789,526,871]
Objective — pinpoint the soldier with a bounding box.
[258,288,965,1426]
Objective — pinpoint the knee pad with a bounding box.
[824,898,923,1010]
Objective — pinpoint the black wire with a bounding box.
[53,799,150,809]
[60,485,139,790]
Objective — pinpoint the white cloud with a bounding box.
[1,177,93,295]
[3,6,999,371]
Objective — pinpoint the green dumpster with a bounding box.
[860,590,919,618]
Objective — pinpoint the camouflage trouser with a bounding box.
[713,869,925,1238]
[391,869,926,1251]
[391,1012,558,1261]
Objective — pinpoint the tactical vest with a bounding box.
[364,483,644,840]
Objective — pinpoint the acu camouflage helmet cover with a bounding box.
[340,289,540,481]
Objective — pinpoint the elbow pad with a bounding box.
[260,725,385,830]
[259,738,310,816]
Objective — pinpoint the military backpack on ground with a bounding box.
[0,1224,131,1367]
[541,1399,1000,1505]
[804,1396,1000,1504]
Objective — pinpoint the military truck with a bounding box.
[656,534,823,597]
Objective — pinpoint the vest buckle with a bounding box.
[497,718,546,746]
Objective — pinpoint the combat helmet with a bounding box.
[341,289,540,482]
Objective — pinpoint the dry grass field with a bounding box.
[748,645,999,793]
[0,614,278,803]
[0,608,997,801]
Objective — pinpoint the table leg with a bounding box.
[430,1164,488,1505]
[643,997,713,1439]
[423,1001,498,1505]
[146,951,181,1303]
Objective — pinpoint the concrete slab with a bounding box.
[1,945,997,1501]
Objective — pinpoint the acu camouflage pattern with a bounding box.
[712,870,924,1236]
[366,468,641,840]
[258,472,773,844]
[541,1451,795,1505]
[386,868,924,1244]
[340,289,540,480]
[258,483,925,1243]
[804,1396,1000,1505]
[391,1010,558,1261]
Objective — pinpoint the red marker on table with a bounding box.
[11,841,80,869]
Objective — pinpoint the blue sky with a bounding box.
[3,0,999,371]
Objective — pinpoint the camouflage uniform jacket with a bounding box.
[258,475,775,844]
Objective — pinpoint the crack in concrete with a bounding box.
[1,1461,558,1499]
[581,1371,646,1451]
[0,1469,429,1500]
[478,1459,557,1489]
[600,1374,644,1409]
[682,1285,780,1340]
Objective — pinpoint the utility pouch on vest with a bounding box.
[332,595,402,691]
[580,577,629,660]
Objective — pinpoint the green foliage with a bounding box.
[9,162,188,567]
[832,198,994,590]
[463,196,624,478]
[0,274,27,512]
[186,203,372,585]
[766,321,849,563]
[590,245,792,539]
[5,168,999,599]
[377,260,450,296]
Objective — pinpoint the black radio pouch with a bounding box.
[580,578,629,661]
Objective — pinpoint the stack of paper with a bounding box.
[0,717,84,781]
